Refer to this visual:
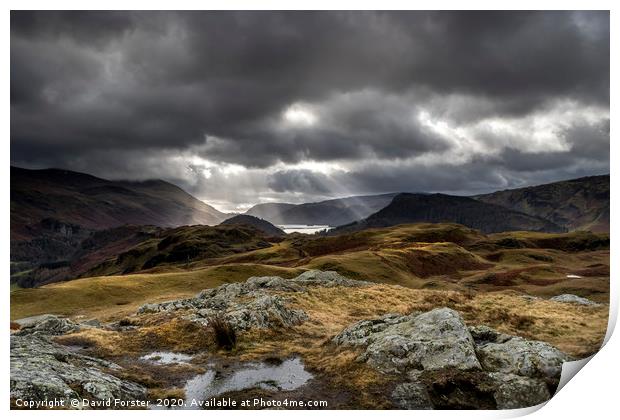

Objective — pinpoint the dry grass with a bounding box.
[12,223,609,322]
[49,281,608,408]
[10,223,609,408]
[55,316,215,358]
[208,315,237,350]
[11,264,302,320]
[277,285,608,358]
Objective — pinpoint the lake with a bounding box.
[278,224,332,234]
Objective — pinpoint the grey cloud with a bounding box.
[10,11,609,207]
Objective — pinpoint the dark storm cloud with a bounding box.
[10,10,609,207]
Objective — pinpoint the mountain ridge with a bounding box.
[475,174,609,232]
[245,193,400,226]
[11,166,228,240]
[329,193,566,235]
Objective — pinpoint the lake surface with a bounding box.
[279,224,331,234]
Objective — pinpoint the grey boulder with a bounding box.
[334,308,481,374]
[13,314,80,337]
[550,294,601,306]
[10,335,146,406]
[473,333,569,380]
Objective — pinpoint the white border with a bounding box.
[3,2,616,419]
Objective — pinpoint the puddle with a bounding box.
[182,357,312,406]
[566,274,583,279]
[140,351,193,365]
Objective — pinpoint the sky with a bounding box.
[11,11,609,212]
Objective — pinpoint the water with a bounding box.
[279,224,331,234]
[182,357,312,406]
[140,351,193,365]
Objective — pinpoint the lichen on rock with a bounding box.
[137,270,370,331]
[333,307,570,409]
[549,294,601,306]
[10,335,146,406]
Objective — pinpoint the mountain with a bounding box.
[330,193,565,235]
[474,175,609,232]
[11,166,227,240]
[245,193,399,226]
[10,166,230,287]
[220,215,286,237]
[244,203,298,224]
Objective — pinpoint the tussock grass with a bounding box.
[208,315,237,350]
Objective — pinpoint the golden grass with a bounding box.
[55,316,217,360]
[11,223,609,325]
[275,285,608,358]
[46,281,608,408]
[11,264,302,321]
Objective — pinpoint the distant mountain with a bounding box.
[330,193,565,235]
[474,175,609,232]
[220,214,286,237]
[244,203,298,224]
[11,166,227,240]
[245,193,399,226]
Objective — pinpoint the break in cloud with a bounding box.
[10,11,609,212]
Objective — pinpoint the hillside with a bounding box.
[12,223,609,321]
[12,224,275,288]
[11,166,227,240]
[245,193,398,226]
[330,193,565,235]
[220,214,286,237]
[475,175,609,232]
[243,203,298,224]
[10,166,233,287]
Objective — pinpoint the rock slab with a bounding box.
[10,335,146,406]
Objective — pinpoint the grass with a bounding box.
[48,278,608,408]
[11,223,609,321]
[10,264,302,320]
[208,315,237,350]
[10,222,610,409]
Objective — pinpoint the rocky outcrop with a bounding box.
[550,294,601,306]
[139,270,370,314]
[470,326,568,379]
[488,372,551,410]
[333,308,569,409]
[196,294,309,330]
[138,270,369,331]
[334,308,480,374]
[13,314,81,336]
[391,382,433,409]
[10,335,146,406]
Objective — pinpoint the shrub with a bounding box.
[208,315,236,350]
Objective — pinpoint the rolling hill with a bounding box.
[245,193,398,226]
[475,175,609,232]
[12,224,275,288]
[219,214,286,237]
[330,193,565,235]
